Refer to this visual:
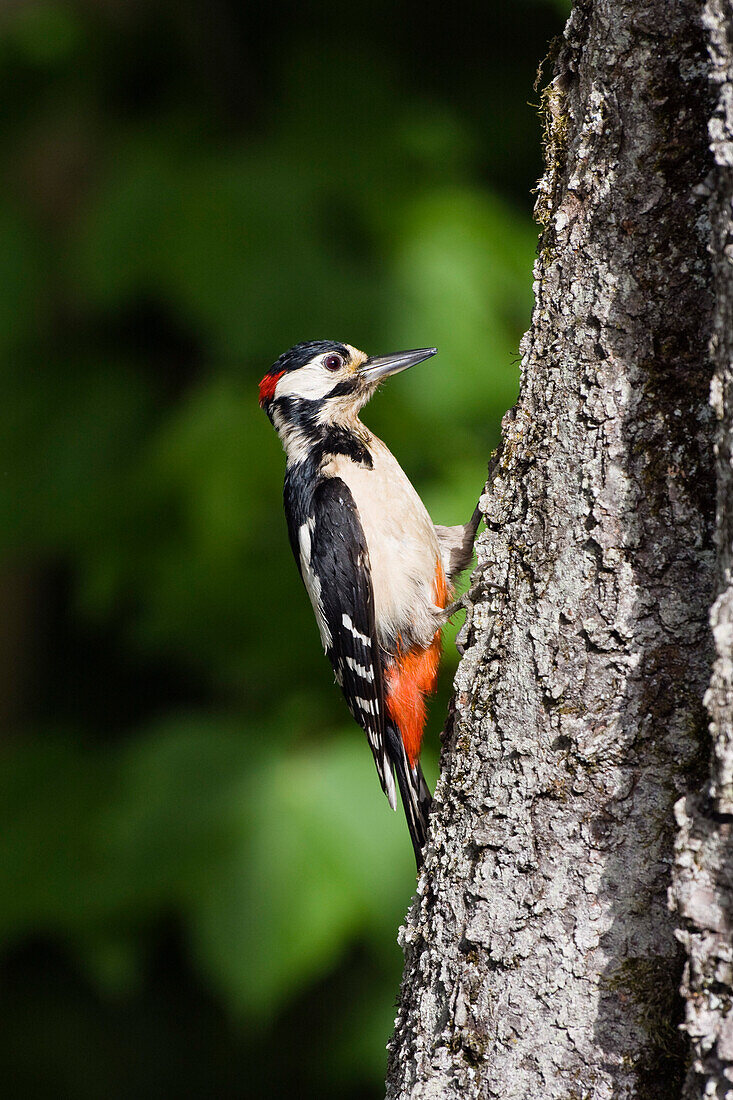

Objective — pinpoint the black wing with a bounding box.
[296,477,396,810]
[284,472,433,865]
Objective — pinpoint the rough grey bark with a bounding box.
[387,2,717,1098]
[671,3,733,1097]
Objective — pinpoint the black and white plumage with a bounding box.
[260,340,480,867]
[285,473,395,807]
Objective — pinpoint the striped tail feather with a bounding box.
[386,723,433,868]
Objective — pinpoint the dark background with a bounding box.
[1,0,566,1095]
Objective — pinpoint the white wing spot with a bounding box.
[345,656,374,682]
[298,520,313,563]
[342,613,372,647]
[299,521,332,649]
[382,755,397,811]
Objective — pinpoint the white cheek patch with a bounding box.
[275,362,335,402]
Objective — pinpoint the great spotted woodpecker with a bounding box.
[259,341,480,867]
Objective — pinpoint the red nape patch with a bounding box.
[259,369,286,407]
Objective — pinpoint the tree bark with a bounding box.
[387,2,717,1097]
[670,3,733,1098]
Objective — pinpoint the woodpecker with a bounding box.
[259,341,480,867]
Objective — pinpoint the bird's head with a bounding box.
[259,340,436,457]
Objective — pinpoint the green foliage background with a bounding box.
[1,1,566,1095]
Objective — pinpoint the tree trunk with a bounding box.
[387,2,718,1097]
[670,3,733,1098]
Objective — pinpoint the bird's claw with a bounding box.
[444,578,506,620]
[447,575,506,656]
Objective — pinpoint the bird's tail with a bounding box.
[386,723,433,868]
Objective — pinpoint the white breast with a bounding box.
[324,437,442,650]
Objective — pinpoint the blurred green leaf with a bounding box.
[0,722,413,1021]
[388,186,534,424]
[1,356,157,554]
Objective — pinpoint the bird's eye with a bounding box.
[323,354,343,372]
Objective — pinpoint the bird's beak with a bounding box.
[360,347,437,382]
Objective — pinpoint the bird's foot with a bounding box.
[444,578,506,620]
[446,574,507,656]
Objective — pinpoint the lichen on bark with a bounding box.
[387,2,717,1098]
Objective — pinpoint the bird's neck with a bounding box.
[277,400,374,471]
